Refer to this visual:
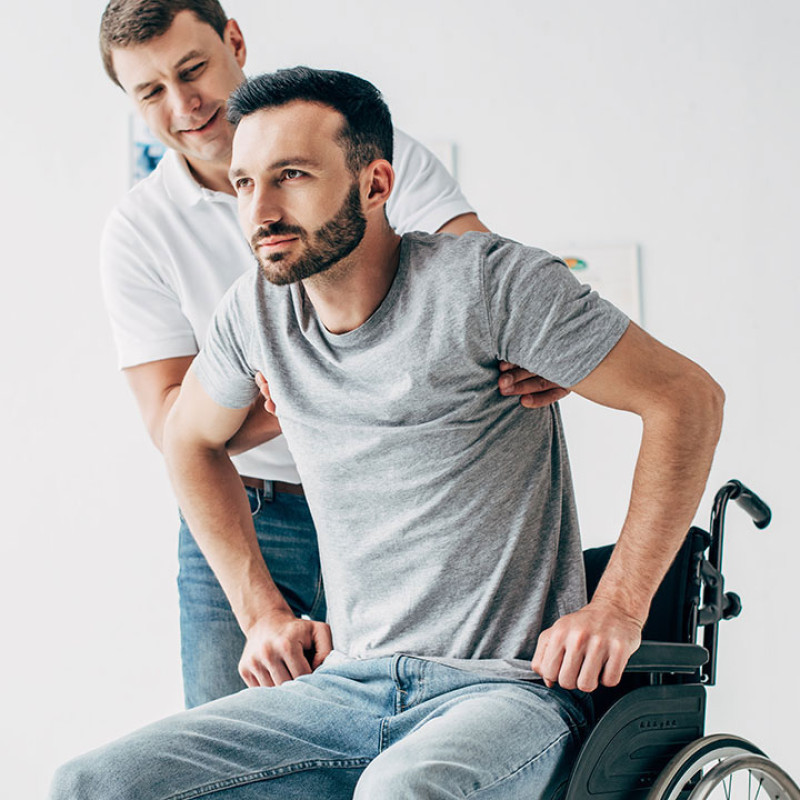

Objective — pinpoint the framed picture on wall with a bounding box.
[129,114,166,186]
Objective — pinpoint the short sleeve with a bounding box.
[191,276,261,410]
[386,129,475,234]
[480,237,630,387]
[100,209,198,369]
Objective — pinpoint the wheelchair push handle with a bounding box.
[727,479,772,529]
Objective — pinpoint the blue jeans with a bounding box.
[50,655,592,799]
[178,486,326,708]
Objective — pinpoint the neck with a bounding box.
[183,153,236,195]
[303,223,403,335]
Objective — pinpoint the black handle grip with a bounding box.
[729,479,772,529]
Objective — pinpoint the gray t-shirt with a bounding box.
[193,232,629,681]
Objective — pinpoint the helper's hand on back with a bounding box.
[530,598,643,693]
[239,610,333,688]
[255,372,277,415]
[498,362,570,408]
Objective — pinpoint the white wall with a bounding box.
[2,1,798,796]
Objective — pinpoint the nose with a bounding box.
[248,183,283,230]
[170,83,202,118]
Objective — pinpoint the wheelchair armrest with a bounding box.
[624,641,709,674]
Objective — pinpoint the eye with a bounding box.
[280,169,306,182]
[181,61,207,81]
[233,177,253,192]
[140,85,163,102]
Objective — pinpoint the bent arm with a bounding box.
[163,368,289,628]
[125,356,281,455]
[532,322,724,690]
[163,368,331,685]
[575,322,724,619]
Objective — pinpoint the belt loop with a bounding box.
[264,480,275,503]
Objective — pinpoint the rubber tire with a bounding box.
[646,734,765,800]
[688,752,800,800]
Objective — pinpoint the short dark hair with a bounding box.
[99,0,228,87]
[227,66,394,173]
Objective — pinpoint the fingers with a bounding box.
[497,367,570,406]
[310,623,333,669]
[519,387,571,408]
[531,610,641,692]
[598,640,629,688]
[533,632,608,692]
[239,619,332,688]
[240,643,301,688]
[254,371,276,414]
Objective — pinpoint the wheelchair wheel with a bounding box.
[646,734,800,799]
[687,754,800,799]
[646,734,763,799]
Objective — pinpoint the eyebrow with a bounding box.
[229,157,323,181]
[132,49,206,94]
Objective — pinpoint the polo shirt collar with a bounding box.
[161,149,234,208]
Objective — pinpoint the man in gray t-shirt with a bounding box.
[194,231,628,681]
[50,68,724,800]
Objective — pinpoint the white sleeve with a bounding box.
[100,208,198,370]
[386,128,475,235]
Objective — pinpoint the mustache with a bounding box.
[251,223,306,249]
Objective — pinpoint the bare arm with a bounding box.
[124,355,282,455]
[163,368,332,686]
[531,322,724,691]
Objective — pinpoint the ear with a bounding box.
[223,19,247,68]
[362,160,394,213]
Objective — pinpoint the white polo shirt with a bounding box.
[100,128,475,483]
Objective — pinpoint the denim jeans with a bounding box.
[50,655,592,800]
[178,486,326,708]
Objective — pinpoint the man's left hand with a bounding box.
[498,362,569,408]
[531,599,644,692]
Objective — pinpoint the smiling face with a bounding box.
[111,9,246,184]
[230,102,371,286]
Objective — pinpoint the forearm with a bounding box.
[592,377,724,622]
[163,427,292,632]
[225,400,283,456]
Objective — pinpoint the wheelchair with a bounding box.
[564,479,800,799]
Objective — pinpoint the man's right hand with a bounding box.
[239,612,333,687]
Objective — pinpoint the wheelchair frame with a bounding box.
[563,479,799,799]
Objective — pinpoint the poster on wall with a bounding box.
[551,243,642,325]
[129,115,166,186]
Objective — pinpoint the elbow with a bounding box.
[679,367,725,447]
[644,365,725,449]
[700,369,725,441]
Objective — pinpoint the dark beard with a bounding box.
[252,182,367,286]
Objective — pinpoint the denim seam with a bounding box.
[379,717,391,753]
[463,728,572,798]
[309,571,326,620]
[164,758,372,800]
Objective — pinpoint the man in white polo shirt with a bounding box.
[98,0,565,708]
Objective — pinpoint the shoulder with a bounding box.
[403,230,556,265]
[404,232,573,309]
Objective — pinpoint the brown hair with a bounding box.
[99,0,228,87]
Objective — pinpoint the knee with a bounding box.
[49,753,109,800]
[354,755,456,800]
